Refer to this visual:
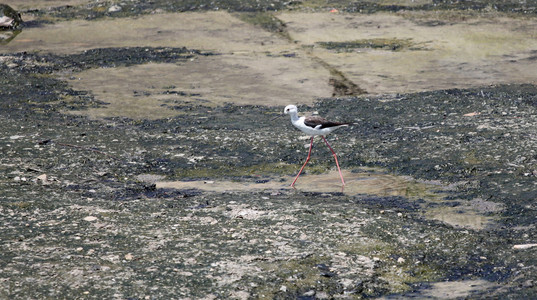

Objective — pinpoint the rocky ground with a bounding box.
[2,0,537,299]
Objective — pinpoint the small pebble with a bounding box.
[83,216,98,222]
[108,5,122,12]
[36,174,48,184]
[513,244,537,250]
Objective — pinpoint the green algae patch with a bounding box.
[318,38,418,52]
[338,239,443,293]
[253,255,343,298]
[7,201,33,210]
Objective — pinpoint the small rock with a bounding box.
[513,244,537,250]
[397,257,406,264]
[36,174,48,184]
[83,216,98,222]
[279,285,287,292]
[108,5,122,13]
[302,290,315,297]
[463,112,480,117]
[523,280,534,288]
[125,253,133,260]
[19,177,27,182]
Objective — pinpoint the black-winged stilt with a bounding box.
[278,104,349,187]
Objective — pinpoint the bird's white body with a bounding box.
[284,105,348,137]
[290,116,347,136]
[282,104,348,186]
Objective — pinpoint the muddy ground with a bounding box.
[2,0,537,299]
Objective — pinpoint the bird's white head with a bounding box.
[284,105,298,115]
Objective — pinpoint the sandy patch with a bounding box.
[279,12,537,94]
[155,170,423,196]
[0,11,290,55]
[5,10,537,116]
[420,279,498,299]
[10,1,92,10]
[65,55,331,119]
[154,169,500,230]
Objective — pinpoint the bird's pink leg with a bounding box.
[291,137,314,187]
[321,136,345,186]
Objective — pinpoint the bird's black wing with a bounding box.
[304,116,348,129]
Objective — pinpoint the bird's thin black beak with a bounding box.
[270,114,282,121]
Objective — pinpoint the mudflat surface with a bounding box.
[2,0,537,298]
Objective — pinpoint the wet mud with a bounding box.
[3,0,537,299]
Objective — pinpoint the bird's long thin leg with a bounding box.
[291,137,314,187]
[321,136,345,186]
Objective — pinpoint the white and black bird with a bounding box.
[279,104,349,187]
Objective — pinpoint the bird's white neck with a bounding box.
[288,111,300,123]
